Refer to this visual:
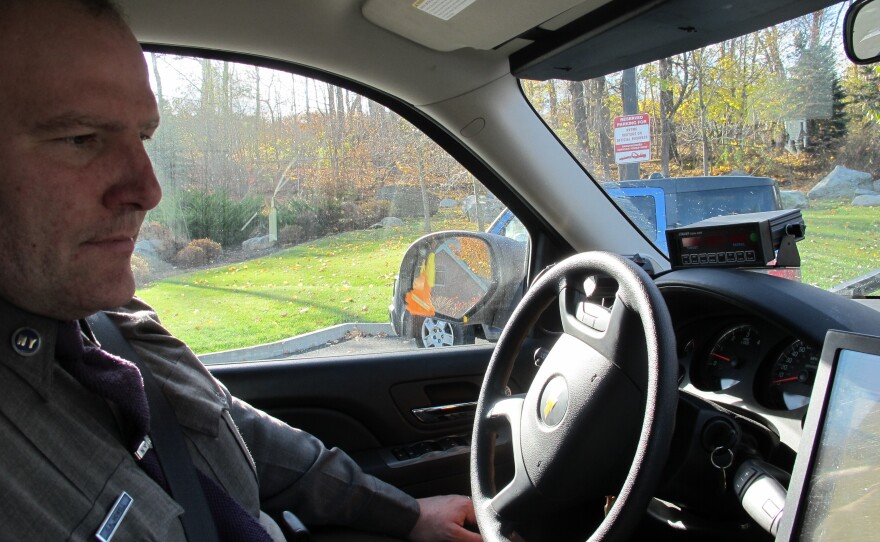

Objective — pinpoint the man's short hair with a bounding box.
[1,0,126,25]
[73,0,125,20]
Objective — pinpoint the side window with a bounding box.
[135,53,529,362]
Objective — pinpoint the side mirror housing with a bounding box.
[389,231,527,343]
[845,0,880,65]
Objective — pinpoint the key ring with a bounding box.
[710,446,734,470]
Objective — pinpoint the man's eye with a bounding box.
[64,134,97,146]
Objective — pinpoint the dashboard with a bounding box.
[655,267,880,449]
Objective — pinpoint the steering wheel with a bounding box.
[470,252,678,541]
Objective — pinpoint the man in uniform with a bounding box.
[0,1,482,540]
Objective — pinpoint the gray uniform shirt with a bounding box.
[0,297,419,541]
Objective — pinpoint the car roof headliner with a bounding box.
[120,0,841,106]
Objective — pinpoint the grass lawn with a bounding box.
[137,215,472,354]
[799,201,880,291]
[138,203,879,354]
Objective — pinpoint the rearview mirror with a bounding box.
[845,0,880,64]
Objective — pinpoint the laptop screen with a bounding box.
[776,330,880,541]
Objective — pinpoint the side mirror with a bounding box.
[389,231,527,347]
[845,0,880,65]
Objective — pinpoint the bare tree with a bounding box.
[658,54,693,176]
[569,80,594,171]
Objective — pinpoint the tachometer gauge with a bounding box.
[768,340,819,410]
[702,325,761,391]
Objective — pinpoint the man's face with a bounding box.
[0,2,162,320]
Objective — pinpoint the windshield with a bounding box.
[523,1,880,296]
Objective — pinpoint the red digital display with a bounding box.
[680,226,755,250]
[681,235,702,248]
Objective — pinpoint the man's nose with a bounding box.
[102,139,163,212]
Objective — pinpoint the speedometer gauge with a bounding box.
[767,340,819,410]
[700,325,762,391]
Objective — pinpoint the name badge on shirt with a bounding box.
[95,491,133,542]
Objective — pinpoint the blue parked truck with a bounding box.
[490,176,782,254]
[391,175,783,347]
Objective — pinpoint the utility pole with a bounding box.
[620,67,640,181]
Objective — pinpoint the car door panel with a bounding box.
[209,343,537,496]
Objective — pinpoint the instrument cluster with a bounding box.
[680,319,820,412]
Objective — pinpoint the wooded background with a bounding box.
[523,6,880,185]
[144,4,880,249]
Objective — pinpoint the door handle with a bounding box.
[411,401,477,424]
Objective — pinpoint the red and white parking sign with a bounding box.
[613,114,651,164]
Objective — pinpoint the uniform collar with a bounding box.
[0,297,64,401]
[0,296,228,437]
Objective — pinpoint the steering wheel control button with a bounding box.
[576,302,610,332]
[539,376,569,427]
[11,327,41,357]
[533,347,549,367]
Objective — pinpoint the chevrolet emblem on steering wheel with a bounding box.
[539,376,569,427]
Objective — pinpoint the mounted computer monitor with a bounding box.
[776,330,880,541]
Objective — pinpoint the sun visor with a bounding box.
[512,0,839,81]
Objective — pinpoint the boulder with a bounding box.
[135,239,161,259]
[808,166,874,200]
[874,179,880,193]
[461,194,504,224]
[133,239,174,273]
[856,189,879,196]
[852,194,880,207]
[371,216,404,229]
[460,193,494,207]
[780,190,810,209]
[439,198,458,208]
[377,186,439,218]
[242,235,275,252]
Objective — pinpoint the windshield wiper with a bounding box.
[830,268,880,298]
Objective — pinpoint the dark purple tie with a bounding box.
[56,321,273,542]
